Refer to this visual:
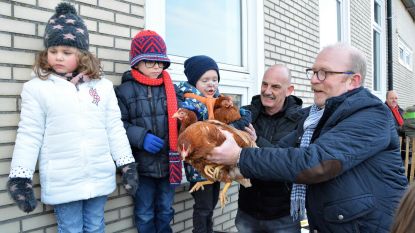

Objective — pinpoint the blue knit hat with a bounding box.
[44,3,89,51]
[130,30,170,69]
[184,55,220,87]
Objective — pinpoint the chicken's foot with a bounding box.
[219,182,232,208]
[189,180,214,193]
[204,165,223,179]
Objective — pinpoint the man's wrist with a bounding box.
[236,148,242,168]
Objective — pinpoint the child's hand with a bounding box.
[143,133,164,154]
[230,109,252,130]
[7,178,37,213]
[245,123,257,142]
[120,163,139,196]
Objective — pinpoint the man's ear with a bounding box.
[348,73,362,90]
[286,85,294,96]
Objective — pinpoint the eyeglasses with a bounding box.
[144,60,166,68]
[306,68,355,81]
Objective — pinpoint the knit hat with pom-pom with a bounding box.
[130,30,170,69]
[44,2,89,51]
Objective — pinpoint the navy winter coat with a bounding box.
[115,70,179,178]
[239,87,408,232]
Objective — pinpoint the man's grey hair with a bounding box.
[322,43,367,83]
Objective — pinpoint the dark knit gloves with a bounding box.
[7,178,37,213]
[120,163,139,196]
[230,108,252,130]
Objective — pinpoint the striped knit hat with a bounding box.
[44,3,89,51]
[130,30,170,69]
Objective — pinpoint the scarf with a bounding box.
[290,104,324,220]
[389,105,404,126]
[131,69,182,186]
[183,93,217,120]
[56,72,91,85]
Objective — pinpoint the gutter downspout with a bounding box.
[387,0,393,90]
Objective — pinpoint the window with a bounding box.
[398,37,413,71]
[166,0,242,66]
[372,0,385,93]
[319,0,350,48]
[145,0,263,108]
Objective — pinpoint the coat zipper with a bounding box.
[148,86,162,177]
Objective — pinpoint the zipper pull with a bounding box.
[147,86,152,99]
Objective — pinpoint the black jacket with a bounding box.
[115,71,179,178]
[238,95,304,220]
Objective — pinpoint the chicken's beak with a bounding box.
[172,111,180,119]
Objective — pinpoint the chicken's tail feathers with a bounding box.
[237,178,252,188]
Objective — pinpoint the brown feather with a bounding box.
[213,96,241,124]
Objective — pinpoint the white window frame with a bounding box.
[398,37,413,71]
[319,0,351,49]
[371,0,386,98]
[338,0,351,43]
[145,0,264,106]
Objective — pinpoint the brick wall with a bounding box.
[0,1,241,232]
[392,0,415,109]
[263,0,320,107]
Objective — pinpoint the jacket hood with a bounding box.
[121,70,134,83]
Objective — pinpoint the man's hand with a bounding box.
[208,130,241,165]
[244,124,257,142]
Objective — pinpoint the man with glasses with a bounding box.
[207,43,407,233]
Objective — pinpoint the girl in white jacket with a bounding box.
[6,3,138,233]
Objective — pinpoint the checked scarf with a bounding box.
[131,69,182,186]
[290,104,324,220]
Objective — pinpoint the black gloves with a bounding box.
[7,177,37,213]
[230,108,252,130]
[120,163,139,196]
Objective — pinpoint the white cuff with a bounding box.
[115,155,135,167]
[9,166,34,179]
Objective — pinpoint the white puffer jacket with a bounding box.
[10,73,134,205]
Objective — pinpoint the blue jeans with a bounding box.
[236,209,301,233]
[53,195,108,233]
[134,176,175,233]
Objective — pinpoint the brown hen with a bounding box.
[213,96,241,124]
[172,108,256,207]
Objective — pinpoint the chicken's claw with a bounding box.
[204,165,223,180]
[219,182,232,208]
[213,166,223,179]
[189,180,214,193]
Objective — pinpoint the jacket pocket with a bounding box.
[323,194,375,223]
